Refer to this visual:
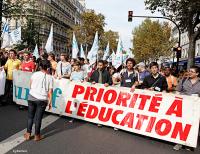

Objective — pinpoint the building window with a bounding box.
[182,49,185,58]
[185,48,188,58]
[197,44,200,56]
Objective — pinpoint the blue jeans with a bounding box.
[27,100,47,135]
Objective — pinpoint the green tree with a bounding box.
[68,10,106,53]
[100,30,119,53]
[1,0,35,30]
[145,0,200,68]
[15,18,39,51]
[1,0,39,49]
[132,19,174,63]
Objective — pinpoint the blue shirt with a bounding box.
[139,70,150,82]
[56,61,71,76]
[70,71,85,81]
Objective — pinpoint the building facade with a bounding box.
[8,0,85,55]
[171,27,200,59]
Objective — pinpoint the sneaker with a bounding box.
[173,144,182,151]
[69,119,74,123]
[97,124,102,127]
[114,127,118,131]
[185,147,194,151]
[24,132,31,141]
[34,134,44,141]
[19,105,25,110]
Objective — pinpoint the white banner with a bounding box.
[13,71,200,147]
[0,70,6,95]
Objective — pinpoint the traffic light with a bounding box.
[175,47,182,58]
[128,11,133,22]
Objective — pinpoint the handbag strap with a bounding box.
[60,62,63,75]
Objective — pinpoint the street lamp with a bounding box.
[128,11,181,73]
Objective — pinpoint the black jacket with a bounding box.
[141,74,168,92]
[90,69,112,85]
[120,71,138,88]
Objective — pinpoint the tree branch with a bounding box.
[2,4,20,12]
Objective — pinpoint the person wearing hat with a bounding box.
[137,62,150,88]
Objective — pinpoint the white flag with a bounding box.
[103,42,110,61]
[80,44,86,58]
[1,20,9,38]
[108,51,115,63]
[127,50,134,58]
[87,31,98,65]
[33,44,39,59]
[45,24,53,53]
[72,32,79,58]
[1,22,11,49]
[10,26,21,45]
[122,54,129,64]
[113,37,123,68]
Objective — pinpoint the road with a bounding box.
[0,102,199,154]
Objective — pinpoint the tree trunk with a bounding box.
[187,35,196,69]
[0,0,3,46]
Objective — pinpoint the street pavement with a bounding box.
[0,102,199,154]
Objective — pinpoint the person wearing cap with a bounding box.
[20,51,36,72]
[137,62,150,88]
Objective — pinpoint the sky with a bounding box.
[85,0,161,51]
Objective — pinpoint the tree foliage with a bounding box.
[1,0,39,50]
[68,10,119,54]
[14,19,39,51]
[132,19,174,63]
[100,30,119,53]
[145,0,200,68]
[1,0,36,19]
[67,10,105,52]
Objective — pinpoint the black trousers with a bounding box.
[4,79,13,99]
[27,100,47,135]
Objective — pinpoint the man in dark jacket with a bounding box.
[90,60,112,86]
[90,60,112,87]
[90,60,112,127]
[141,62,168,92]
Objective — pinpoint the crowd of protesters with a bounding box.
[0,49,199,148]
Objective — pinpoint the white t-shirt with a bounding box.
[112,72,121,79]
[29,71,53,100]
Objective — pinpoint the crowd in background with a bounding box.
[0,49,200,105]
